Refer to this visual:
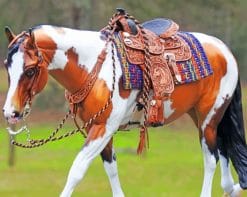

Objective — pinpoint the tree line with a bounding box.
[0,0,246,79]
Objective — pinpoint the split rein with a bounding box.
[8,19,119,149]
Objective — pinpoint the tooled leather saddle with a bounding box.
[112,10,192,126]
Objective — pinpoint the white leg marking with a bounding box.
[229,184,243,197]
[60,133,113,197]
[219,153,243,197]
[103,150,125,197]
[219,153,235,194]
[200,139,217,197]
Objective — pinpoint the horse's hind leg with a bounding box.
[100,139,125,197]
[200,126,218,197]
[218,152,242,197]
[188,109,218,197]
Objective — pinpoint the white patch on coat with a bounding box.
[3,49,24,118]
[48,49,68,70]
[41,25,105,72]
[164,99,175,119]
[200,138,217,197]
[218,152,234,193]
[103,152,125,197]
[41,26,125,92]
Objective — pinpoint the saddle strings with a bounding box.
[124,13,150,153]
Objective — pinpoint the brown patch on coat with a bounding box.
[33,28,57,65]
[204,95,231,151]
[193,43,229,149]
[49,48,88,93]
[204,125,217,150]
[49,47,113,143]
[194,43,228,124]
[100,139,114,162]
[86,124,106,143]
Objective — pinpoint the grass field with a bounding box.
[0,121,245,197]
[0,67,247,196]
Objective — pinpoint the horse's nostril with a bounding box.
[12,111,20,118]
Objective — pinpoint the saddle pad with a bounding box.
[114,33,143,89]
[176,32,213,84]
[114,32,213,89]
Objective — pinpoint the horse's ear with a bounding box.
[29,28,35,43]
[28,28,37,48]
[5,26,16,43]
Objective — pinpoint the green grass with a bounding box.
[0,123,245,197]
[0,69,246,196]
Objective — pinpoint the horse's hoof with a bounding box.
[223,192,230,197]
[229,184,243,197]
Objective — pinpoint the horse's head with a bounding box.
[3,27,48,124]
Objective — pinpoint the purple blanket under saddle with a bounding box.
[114,32,213,90]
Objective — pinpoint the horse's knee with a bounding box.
[203,125,217,152]
[101,138,115,162]
[201,138,217,171]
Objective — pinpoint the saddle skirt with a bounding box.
[114,30,213,90]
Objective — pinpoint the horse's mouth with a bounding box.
[6,102,31,124]
[7,116,22,124]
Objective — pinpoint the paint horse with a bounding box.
[2,12,247,197]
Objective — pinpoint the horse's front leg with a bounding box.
[60,124,114,197]
[101,139,125,197]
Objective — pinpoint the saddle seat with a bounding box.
[142,18,179,38]
[119,28,191,65]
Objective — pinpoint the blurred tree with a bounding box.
[0,0,246,79]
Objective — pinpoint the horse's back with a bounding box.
[192,32,238,95]
[164,32,238,124]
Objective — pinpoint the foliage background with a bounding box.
[0,0,246,79]
[0,1,247,196]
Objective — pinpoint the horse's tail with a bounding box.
[217,79,247,189]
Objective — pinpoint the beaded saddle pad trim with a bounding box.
[114,31,213,89]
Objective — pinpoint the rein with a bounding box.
[9,10,149,154]
[9,18,118,148]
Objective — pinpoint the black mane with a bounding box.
[6,36,25,68]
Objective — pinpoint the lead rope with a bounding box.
[11,20,118,149]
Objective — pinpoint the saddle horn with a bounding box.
[116,8,126,15]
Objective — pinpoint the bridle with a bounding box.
[7,22,117,148]
[6,30,44,110]
[8,10,149,154]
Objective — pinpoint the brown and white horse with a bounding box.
[2,24,247,197]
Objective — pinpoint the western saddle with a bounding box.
[106,9,191,127]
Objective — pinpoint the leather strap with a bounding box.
[65,49,107,105]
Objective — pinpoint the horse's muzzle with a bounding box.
[3,109,22,124]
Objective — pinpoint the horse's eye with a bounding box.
[25,68,36,78]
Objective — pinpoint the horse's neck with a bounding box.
[35,25,106,93]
